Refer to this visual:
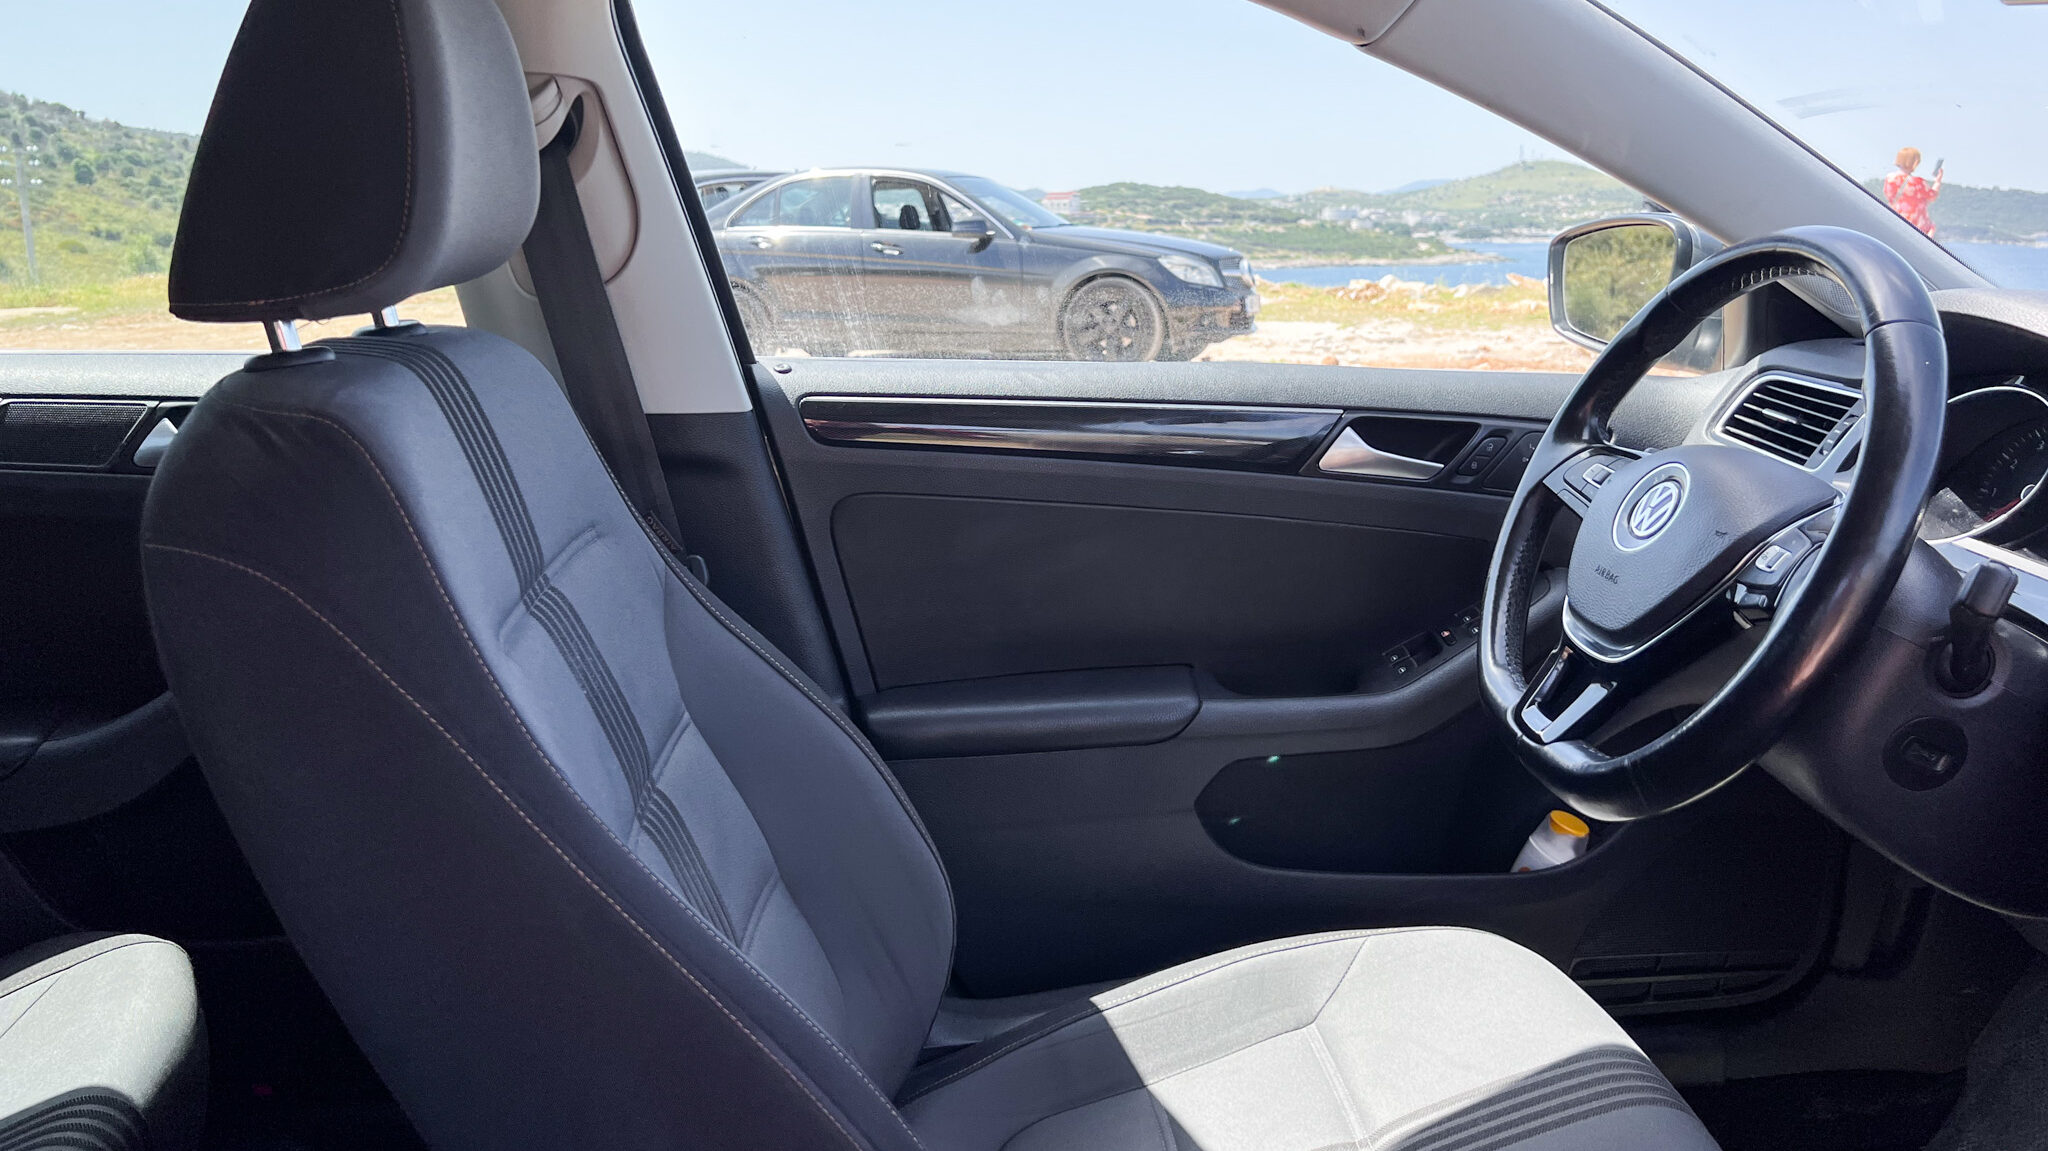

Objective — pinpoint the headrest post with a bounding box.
[371,306,403,330]
[263,320,302,354]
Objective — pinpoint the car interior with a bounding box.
[4,0,2047,1149]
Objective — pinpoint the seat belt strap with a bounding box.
[522,99,703,578]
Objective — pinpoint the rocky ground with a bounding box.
[0,275,1598,375]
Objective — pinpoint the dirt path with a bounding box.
[1197,318,1594,373]
[0,288,468,351]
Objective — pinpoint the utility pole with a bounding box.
[0,143,42,284]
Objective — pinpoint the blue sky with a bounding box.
[8,0,2043,196]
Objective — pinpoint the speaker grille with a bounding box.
[0,401,147,467]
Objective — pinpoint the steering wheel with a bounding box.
[1480,226,1948,820]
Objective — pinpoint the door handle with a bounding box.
[750,236,774,249]
[1316,427,1444,481]
[870,242,903,256]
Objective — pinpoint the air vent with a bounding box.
[1719,375,1859,467]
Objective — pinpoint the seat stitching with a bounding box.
[180,392,923,1147]
[1308,1020,1364,1148]
[1147,1094,1180,1151]
[647,710,698,791]
[0,935,175,1001]
[1308,938,1371,1143]
[901,928,1445,1103]
[0,976,60,1046]
[336,338,919,1136]
[657,543,948,864]
[143,541,872,1151]
[740,871,784,953]
[1363,1050,1683,1151]
[989,1020,1330,1151]
[1314,936,1372,1023]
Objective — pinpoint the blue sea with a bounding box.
[1259,239,2048,291]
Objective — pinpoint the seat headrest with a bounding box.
[168,0,539,323]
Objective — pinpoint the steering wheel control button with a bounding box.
[1884,718,1968,790]
[1755,545,1792,573]
[1566,445,1839,658]
[1583,461,1615,489]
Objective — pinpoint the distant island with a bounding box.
[1073,162,2048,264]
[1057,162,1639,264]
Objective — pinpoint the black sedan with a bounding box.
[709,168,1259,361]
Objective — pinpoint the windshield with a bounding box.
[951,177,1069,229]
[1602,0,2047,288]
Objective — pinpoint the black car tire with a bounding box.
[730,283,773,352]
[1060,276,1166,362]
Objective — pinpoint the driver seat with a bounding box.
[140,1,1719,1148]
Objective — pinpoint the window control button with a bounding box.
[1755,544,1792,573]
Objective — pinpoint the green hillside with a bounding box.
[1072,182,1455,263]
[0,92,193,295]
[1074,162,1646,260]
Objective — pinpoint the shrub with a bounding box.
[72,159,94,185]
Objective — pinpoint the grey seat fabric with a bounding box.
[903,929,1716,1151]
[140,1,1719,1148]
[0,934,206,1150]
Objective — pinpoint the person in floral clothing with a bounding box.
[1885,146,1942,236]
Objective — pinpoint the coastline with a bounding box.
[1254,249,1510,268]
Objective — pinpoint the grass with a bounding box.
[1255,276,1552,332]
[0,274,166,324]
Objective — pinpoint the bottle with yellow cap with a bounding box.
[1512,810,1590,872]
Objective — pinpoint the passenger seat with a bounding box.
[0,934,205,1149]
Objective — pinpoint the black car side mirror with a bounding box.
[1549,212,1724,373]
[951,217,994,253]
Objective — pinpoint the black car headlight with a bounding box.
[1158,253,1224,289]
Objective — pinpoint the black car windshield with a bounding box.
[952,177,1068,230]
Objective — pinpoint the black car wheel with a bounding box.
[730,283,773,351]
[1061,276,1166,362]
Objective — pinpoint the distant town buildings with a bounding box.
[1041,190,1082,213]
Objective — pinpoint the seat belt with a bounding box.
[522,97,705,580]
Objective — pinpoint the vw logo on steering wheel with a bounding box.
[1614,466,1689,551]
[1628,480,1683,539]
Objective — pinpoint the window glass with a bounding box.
[873,180,938,231]
[2,1,461,352]
[1602,0,2048,288]
[774,176,856,228]
[641,0,1664,370]
[730,189,777,228]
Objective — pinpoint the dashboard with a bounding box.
[1922,382,2048,549]
[1665,291,2048,571]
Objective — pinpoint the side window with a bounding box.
[775,176,856,228]
[940,195,983,232]
[730,188,778,227]
[647,2,1659,370]
[873,180,936,231]
[4,27,462,352]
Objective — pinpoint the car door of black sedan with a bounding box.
[859,179,1030,356]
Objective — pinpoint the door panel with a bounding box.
[833,494,1491,695]
[754,355,1845,1009]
